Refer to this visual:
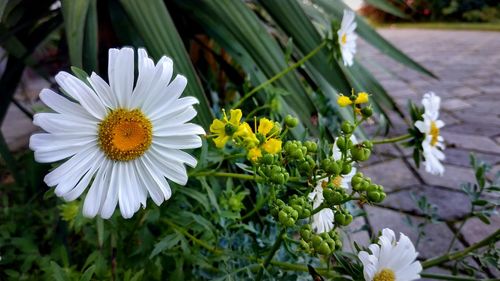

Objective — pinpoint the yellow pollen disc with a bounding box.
[98,108,152,161]
[430,121,440,146]
[341,33,347,45]
[332,176,343,187]
[373,268,395,281]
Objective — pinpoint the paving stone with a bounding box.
[460,216,500,245]
[442,132,500,155]
[342,216,371,253]
[361,159,420,192]
[441,99,471,111]
[450,86,481,98]
[443,148,500,167]
[446,123,500,138]
[415,163,475,190]
[1,104,37,151]
[479,85,500,95]
[379,185,471,220]
[364,205,463,259]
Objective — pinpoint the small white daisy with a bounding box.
[337,9,357,67]
[332,135,357,191]
[308,136,357,233]
[358,228,422,281]
[308,182,334,234]
[414,92,445,176]
[30,47,204,219]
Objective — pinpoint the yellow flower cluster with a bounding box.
[337,91,369,107]
[210,109,282,162]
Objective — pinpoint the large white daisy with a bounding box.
[308,136,357,233]
[414,92,445,176]
[29,47,204,219]
[337,9,357,67]
[358,228,422,281]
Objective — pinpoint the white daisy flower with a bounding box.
[29,47,204,219]
[307,136,357,233]
[308,182,334,234]
[414,92,445,176]
[337,9,357,67]
[358,228,422,281]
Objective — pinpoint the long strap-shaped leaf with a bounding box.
[61,0,90,69]
[120,0,213,129]
[179,0,318,136]
[313,0,437,79]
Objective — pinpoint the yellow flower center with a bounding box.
[98,109,152,161]
[332,176,343,187]
[373,268,395,281]
[341,33,347,45]
[430,121,440,147]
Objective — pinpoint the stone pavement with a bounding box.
[2,29,499,278]
[353,29,500,278]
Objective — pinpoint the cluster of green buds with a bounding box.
[351,141,373,162]
[257,154,290,186]
[351,172,386,203]
[271,195,313,228]
[284,140,317,175]
[299,225,342,255]
[334,208,353,226]
[323,183,350,205]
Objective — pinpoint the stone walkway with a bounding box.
[354,29,500,278]
[2,29,499,278]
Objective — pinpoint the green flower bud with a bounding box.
[341,121,354,134]
[300,239,310,251]
[363,140,373,149]
[317,241,331,255]
[300,227,312,241]
[261,154,275,165]
[336,136,346,151]
[342,162,352,175]
[334,213,345,225]
[285,115,299,128]
[361,106,373,118]
[304,141,317,153]
[311,235,323,248]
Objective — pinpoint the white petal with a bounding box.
[99,162,120,219]
[151,145,197,167]
[88,72,115,108]
[151,106,197,128]
[44,145,100,187]
[55,72,107,119]
[39,89,91,118]
[136,56,172,109]
[138,156,172,201]
[33,113,96,135]
[83,160,111,218]
[108,47,134,107]
[145,151,188,185]
[130,48,156,106]
[153,123,205,137]
[30,133,95,153]
[118,163,141,219]
[63,156,104,201]
[152,135,202,149]
[146,75,188,119]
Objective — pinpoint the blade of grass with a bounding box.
[61,0,90,68]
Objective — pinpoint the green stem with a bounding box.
[232,41,327,109]
[372,134,412,144]
[422,229,500,269]
[256,228,286,281]
[421,273,500,281]
[269,261,342,279]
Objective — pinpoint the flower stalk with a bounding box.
[372,134,412,144]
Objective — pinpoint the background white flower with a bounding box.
[337,9,357,66]
[358,228,422,281]
[415,92,445,176]
[30,47,204,219]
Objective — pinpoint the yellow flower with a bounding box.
[236,122,259,148]
[262,138,282,154]
[247,147,262,162]
[337,95,352,107]
[355,92,369,104]
[258,118,274,135]
[209,109,243,148]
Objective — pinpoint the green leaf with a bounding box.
[61,0,90,68]
[150,233,182,258]
[474,212,491,225]
[82,0,98,72]
[311,0,437,78]
[79,265,96,281]
[364,0,408,19]
[119,0,213,129]
[472,199,488,206]
[50,261,69,281]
